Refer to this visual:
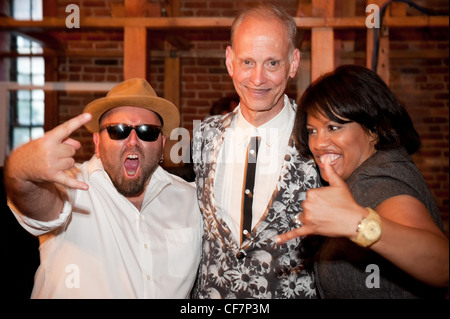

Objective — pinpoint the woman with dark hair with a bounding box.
[277,65,449,298]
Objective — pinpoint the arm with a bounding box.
[276,159,449,287]
[4,113,92,222]
[371,195,448,287]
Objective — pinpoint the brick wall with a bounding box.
[48,0,448,233]
[390,27,449,232]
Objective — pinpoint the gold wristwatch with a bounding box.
[351,207,382,247]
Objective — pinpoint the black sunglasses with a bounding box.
[100,123,162,142]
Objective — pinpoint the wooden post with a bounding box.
[296,1,311,99]
[164,0,181,108]
[164,51,180,108]
[378,2,406,86]
[377,25,390,85]
[366,0,399,85]
[162,0,181,168]
[336,0,356,66]
[311,0,335,82]
[124,0,147,79]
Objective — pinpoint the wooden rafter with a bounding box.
[1,16,447,30]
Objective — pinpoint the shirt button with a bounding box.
[146,275,150,280]
[144,244,148,249]
[245,189,250,195]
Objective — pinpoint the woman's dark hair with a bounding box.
[293,64,421,157]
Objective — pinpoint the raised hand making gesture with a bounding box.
[4,113,92,221]
[276,157,366,243]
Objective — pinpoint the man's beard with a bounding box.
[112,173,149,197]
[103,152,159,198]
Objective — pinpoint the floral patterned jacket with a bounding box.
[191,99,321,299]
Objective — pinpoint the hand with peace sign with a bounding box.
[4,113,92,221]
[276,157,368,244]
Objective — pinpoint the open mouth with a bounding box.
[124,154,139,177]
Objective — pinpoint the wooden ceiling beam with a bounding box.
[1,16,447,30]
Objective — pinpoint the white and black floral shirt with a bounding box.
[191,98,321,299]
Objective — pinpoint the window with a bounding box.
[13,0,43,21]
[10,0,44,149]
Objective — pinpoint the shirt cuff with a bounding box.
[9,200,72,236]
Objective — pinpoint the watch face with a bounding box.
[363,220,381,241]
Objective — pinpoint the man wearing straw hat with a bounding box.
[4,78,202,299]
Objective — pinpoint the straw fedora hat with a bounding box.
[83,78,180,136]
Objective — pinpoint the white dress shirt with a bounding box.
[9,156,202,299]
[214,95,295,243]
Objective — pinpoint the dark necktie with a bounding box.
[241,135,261,242]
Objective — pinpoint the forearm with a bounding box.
[5,156,64,222]
[371,219,449,287]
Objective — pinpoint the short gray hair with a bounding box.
[230,3,297,53]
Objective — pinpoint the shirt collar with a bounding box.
[142,166,174,206]
[235,95,294,147]
[87,155,106,176]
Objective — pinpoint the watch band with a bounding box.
[351,207,382,247]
